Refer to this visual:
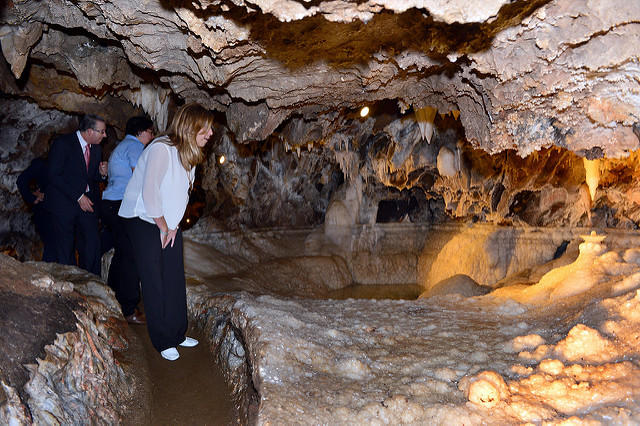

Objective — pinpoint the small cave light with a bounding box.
[219,155,226,164]
[186,218,191,223]
[360,106,370,117]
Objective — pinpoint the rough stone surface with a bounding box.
[2,0,637,155]
[1,2,639,419]
[2,0,640,255]
[184,223,432,296]
[419,274,490,298]
[183,225,640,424]
[0,97,77,260]
[0,254,151,424]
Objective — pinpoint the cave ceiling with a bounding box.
[2,0,638,157]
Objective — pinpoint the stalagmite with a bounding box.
[579,183,592,225]
[436,145,459,178]
[461,371,510,407]
[537,231,607,301]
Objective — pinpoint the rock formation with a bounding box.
[1,0,639,251]
[2,0,638,154]
[0,254,151,424]
[184,225,640,424]
[4,1,640,422]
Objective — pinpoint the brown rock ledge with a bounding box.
[0,254,151,424]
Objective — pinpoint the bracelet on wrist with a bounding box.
[160,229,168,236]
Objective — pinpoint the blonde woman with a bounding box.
[119,103,214,361]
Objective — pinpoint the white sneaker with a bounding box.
[161,347,180,361]
[179,336,199,347]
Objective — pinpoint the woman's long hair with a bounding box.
[164,103,215,170]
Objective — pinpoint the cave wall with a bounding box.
[1,0,640,257]
[0,96,76,259]
[201,107,640,230]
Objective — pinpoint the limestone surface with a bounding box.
[2,0,640,254]
[1,0,637,156]
[184,225,640,424]
[0,254,151,424]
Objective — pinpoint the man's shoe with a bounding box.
[179,336,199,347]
[125,310,146,325]
[161,347,179,361]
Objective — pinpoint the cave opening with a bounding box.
[376,195,420,223]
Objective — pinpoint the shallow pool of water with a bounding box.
[327,283,422,300]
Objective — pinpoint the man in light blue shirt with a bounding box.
[102,116,154,324]
[102,135,146,201]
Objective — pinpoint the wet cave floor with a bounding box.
[130,318,237,425]
[328,282,422,300]
[117,223,617,423]
[124,282,420,424]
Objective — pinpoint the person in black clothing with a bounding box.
[17,157,57,262]
[101,116,154,325]
[45,114,108,275]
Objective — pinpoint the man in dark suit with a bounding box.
[45,114,108,275]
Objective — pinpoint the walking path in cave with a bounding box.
[130,323,237,424]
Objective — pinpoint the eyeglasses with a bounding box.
[91,128,106,135]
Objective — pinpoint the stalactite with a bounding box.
[0,22,43,78]
[414,106,437,143]
[583,158,600,202]
[335,150,358,181]
[123,84,170,131]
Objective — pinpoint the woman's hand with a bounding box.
[154,217,176,248]
[160,227,178,249]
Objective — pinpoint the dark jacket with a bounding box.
[17,157,49,206]
[44,132,105,216]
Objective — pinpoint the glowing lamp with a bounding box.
[219,155,226,164]
[360,106,369,117]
